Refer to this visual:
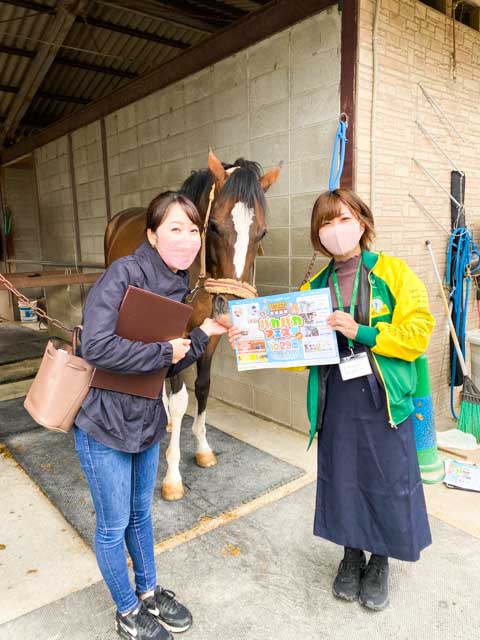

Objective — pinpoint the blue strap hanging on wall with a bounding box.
[328,114,349,191]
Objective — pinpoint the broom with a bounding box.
[426,240,480,442]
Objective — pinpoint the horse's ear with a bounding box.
[208,149,228,189]
[259,162,283,192]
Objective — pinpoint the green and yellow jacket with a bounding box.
[301,250,435,447]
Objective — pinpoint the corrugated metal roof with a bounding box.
[0,0,266,146]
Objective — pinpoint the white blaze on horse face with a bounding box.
[232,202,254,279]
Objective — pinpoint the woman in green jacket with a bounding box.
[230,188,435,611]
[302,188,435,611]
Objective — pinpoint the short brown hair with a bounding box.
[310,188,375,256]
[146,191,202,232]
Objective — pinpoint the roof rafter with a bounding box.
[76,15,191,49]
[1,0,194,48]
[0,0,90,146]
[0,44,137,78]
[0,83,90,104]
[94,0,216,34]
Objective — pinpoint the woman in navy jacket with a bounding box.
[74,192,226,640]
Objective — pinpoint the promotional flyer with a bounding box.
[229,288,340,371]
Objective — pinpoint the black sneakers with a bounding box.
[142,587,193,633]
[332,547,367,602]
[115,602,173,640]
[359,554,389,611]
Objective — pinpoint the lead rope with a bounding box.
[0,271,73,333]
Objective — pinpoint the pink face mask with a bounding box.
[319,219,363,256]
[156,237,201,270]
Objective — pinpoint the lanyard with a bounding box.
[330,258,362,352]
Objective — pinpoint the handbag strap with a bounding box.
[0,271,73,334]
[71,325,83,354]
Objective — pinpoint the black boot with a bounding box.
[359,554,389,611]
[332,547,366,602]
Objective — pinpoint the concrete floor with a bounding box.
[1,396,479,638]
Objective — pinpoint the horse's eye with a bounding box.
[208,220,222,237]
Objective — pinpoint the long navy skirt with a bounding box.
[314,364,432,562]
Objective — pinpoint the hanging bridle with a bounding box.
[191,166,260,301]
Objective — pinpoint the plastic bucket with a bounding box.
[467,329,480,389]
[18,300,37,323]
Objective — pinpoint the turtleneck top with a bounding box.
[328,253,361,309]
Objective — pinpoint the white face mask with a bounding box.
[319,218,363,256]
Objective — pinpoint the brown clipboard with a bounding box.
[89,285,192,399]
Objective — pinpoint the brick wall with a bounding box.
[356,0,480,421]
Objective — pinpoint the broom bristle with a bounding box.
[457,376,480,443]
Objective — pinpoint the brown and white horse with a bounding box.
[104,150,281,500]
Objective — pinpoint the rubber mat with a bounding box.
[0,397,37,438]
[2,416,305,549]
[0,324,49,365]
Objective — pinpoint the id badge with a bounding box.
[338,352,373,381]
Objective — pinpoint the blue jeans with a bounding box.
[74,426,159,613]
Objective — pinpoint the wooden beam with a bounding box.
[94,0,216,34]
[0,0,195,47]
[54,55,137,79]
[75,15,191,49]
[340,0,357,191]
[0,270,103,289]
[0,45,138,79]
[1,0,337,164]
[0,84,90,105]
[0,44,35,59]
[139,0,231,27]
[0,0,90,146]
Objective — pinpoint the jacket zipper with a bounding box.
[367,265,397,429]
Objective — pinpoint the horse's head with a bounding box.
[204,150,281,319]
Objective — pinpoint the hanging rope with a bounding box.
[446,227,480,417]
[301,113,349,287]
[328,113,349,192]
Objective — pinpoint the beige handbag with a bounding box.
[24,327,94,433]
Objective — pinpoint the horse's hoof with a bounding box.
[162,481,184,501]
[195,451,217,468]
[166,421,172,433]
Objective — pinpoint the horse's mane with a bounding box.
[180,158,266,211]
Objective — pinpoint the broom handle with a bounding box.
[426,240,469,377]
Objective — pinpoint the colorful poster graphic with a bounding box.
[229,288,340,371]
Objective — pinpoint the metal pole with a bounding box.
[6,258,105,269]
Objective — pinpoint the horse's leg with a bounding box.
[162,374,187,501]
[192,336,220,468]
[162,383,172,432]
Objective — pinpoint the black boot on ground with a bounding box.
[115,602,173,640]
[359,554,389,611]
[332,547,367,602]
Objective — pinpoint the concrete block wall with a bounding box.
[33,7,342,433]
[34,137,83,329]
[99,8,341,433]
[357,0,480,421]
[3,167,41,269]
[1,167,42,319]
[71,122,108,265]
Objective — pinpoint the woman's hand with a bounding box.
[327,311,359,340]
[169,338,191,363]
[227,326,243,349]
[199,317,229,337]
